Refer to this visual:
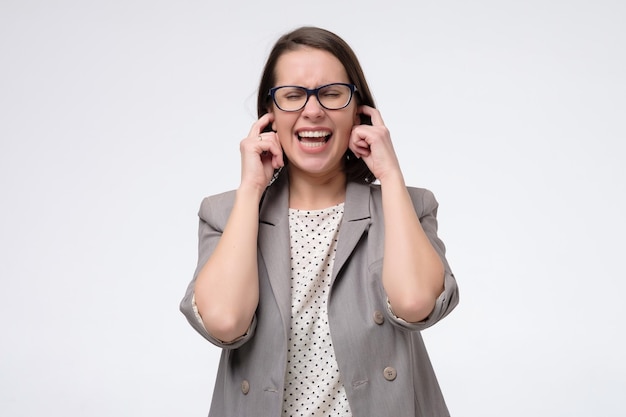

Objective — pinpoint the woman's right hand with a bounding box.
[239,112,284,194]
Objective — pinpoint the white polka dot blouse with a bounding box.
[283,203,352,417]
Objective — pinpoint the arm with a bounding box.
[350,106,444,323]
[192,187,264,343]
[379,173,444,323]
[192,113,284,343]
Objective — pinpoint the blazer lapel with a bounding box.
[332,181,372,285]
[257,174,372,327]
[258,173,292,332]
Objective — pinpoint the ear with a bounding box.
[268,106,277,131]
[353,107,361,125]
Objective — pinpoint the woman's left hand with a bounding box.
[350,105,402,182]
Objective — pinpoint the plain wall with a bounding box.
[1,1,624,416]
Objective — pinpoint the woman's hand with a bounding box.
[349,105,402,182]
[239,112,284,193]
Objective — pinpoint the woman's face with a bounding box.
[271,47,359,180]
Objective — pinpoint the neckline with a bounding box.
[288,202,345,214]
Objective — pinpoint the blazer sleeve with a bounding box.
[179,193,257,349]
[387,187,459,331]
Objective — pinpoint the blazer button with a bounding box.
[383,367,397,381]
[241,380,250,394]
[373,310,385,325]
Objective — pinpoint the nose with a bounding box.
[301,93,325,118]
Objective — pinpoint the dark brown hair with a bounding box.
[257,26,376,183]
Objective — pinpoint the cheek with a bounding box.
[337,114,357,136]
[274,114,297,135]
[275,123,289,138]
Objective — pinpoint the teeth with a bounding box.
[298,131,330,138]
[300,141,326,148]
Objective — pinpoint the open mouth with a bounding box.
[297,131,331,148]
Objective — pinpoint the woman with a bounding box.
[181,26,459,417]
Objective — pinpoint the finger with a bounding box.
[358,105,385,126]
[355,141,371,155]
[350,125,373,147]
[257,132,284,165]
[248,112,275,137]
[272,152,284,169]
[349,134,370,158]
[269,133,284,168]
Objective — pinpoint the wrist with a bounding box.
[236,183,266,204]
[377,169,405,187]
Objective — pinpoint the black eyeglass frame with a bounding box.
[268,82,358,112]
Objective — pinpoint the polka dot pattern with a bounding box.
[282,203,352,417]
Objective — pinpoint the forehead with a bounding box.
[274,47,349,87]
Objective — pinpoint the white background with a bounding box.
[1,1,624,416]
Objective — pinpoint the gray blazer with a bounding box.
[180,172,459,417]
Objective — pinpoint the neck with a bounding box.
[287,167,347,210]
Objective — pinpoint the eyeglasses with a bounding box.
[268,82,357,112]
